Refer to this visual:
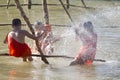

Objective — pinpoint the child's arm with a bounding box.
[75,28,79,36]
[74,28,81,41]
[52,37,61,43]
[37,31,45,38]
[3,37,7,44]
[23,30,37,40]
[3,33,8,44]
[24,30,45,40]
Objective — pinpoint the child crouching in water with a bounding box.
[70,21,97,65]
[4,18,42,62]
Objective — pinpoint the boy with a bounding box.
[70,21,97,65]
[33,21,61,55]
[4,18,39,62]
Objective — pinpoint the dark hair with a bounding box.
[84,21,92,28]
[83,21,94,32]
[12,18,21,27]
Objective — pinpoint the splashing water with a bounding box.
[1,1,120,80]
[54,6,120,62]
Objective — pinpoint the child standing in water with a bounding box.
[33,21,51,54]
[70,21,97,65]
[32,21,45,53]
[33,21,62,55]
[4,18,40,62]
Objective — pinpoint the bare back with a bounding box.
[9,30,26,43]
[9,30,36,43]
[80,32,97,48]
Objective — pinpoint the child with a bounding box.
[70,21,97,65]
[33,21,61,55]
[4,18,40,62]
[32,21,46,53]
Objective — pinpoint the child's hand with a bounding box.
[37,31,45,38]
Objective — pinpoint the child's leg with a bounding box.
[70,57,84,66]
[28,56,33,61]
[23,57,27,62]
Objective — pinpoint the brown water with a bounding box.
[0,0,120,80]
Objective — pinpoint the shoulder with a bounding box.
[8,31,13,34]
[8,31,15,36]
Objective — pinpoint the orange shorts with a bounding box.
[6,35,31,57]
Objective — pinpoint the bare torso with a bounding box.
[80,32,97,48]
[9,30,26,43]
[9,29,36,44]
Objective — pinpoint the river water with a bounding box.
[0,0,120,80]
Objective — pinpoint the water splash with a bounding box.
[55,6,120,62]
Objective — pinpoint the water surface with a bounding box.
[0,0,120,80]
